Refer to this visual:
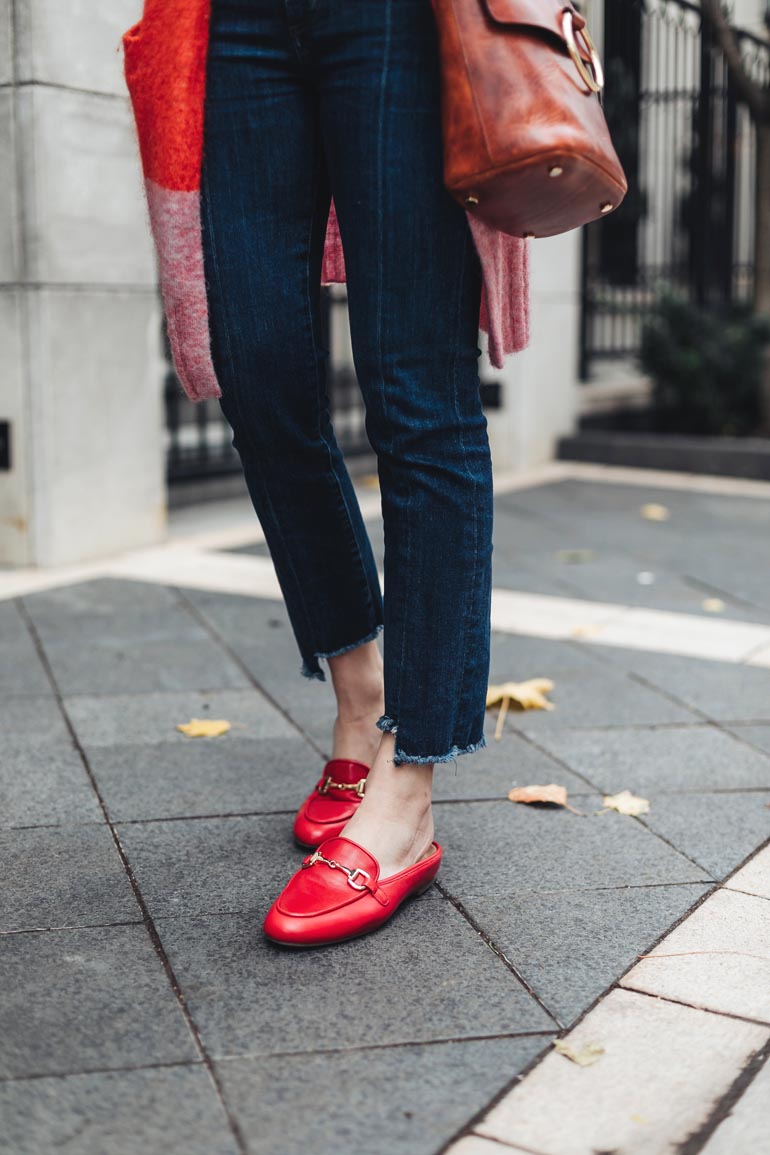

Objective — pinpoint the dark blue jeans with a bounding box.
[200,0,494,765]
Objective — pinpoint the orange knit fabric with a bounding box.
[122,0,210,192]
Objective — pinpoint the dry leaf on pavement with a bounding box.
[487,678,555,740]
[640,502,670,521]
[553,1039,605,1066]
[176,718,231,739]
[600,789,650,817]
[508,783,585,816]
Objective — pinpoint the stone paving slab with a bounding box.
[0,1065,238,1155]
[215,1037,548,1155]
[639,791,770,878]
[508,672,697,730]
[434,729,596,801]
[521,550,770,624]
[450,1138,525,1155]
[580,647,770,723]
[621,886,770,1024]
[1,742,101,828]
[725,845,770,900]
[0,602,52,696]
[34,620,251,696]
[88,734,317,822]
[4,696,72,744]
[0,925,197,1078]
[116,815,300,919]
[178,590,342,751]
[21,579,180,621]
[458,883,711,1026]
[700,1056,770,1155]
[156,902,555,1059]
[474,988,769,1155]
[65,689,295,747]
[730,722,770,759]
[436,799,711,899]
[532,724,770,794]
[0,825,138,932]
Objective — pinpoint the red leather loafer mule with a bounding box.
[293,758,370,849]
[263,836,442,948]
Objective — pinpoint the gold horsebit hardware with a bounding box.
[302,849,372,891]
[317,775,367,797]
[561,9,604,94]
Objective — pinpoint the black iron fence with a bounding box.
[580,0,770,379]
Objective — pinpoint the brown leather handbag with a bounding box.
[430,0,628,238]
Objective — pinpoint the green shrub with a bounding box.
[638,292,770,436]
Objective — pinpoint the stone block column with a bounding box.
[0,0,165,567]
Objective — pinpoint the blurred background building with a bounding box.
[1,0,768,567]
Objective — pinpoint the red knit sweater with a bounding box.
[122,0,530,403]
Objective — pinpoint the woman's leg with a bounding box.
[200,0,387,764]
[313,0,494,873]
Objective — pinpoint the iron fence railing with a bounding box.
[580,0,770,379]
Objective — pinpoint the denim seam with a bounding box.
[201,133,321,678]
[452,221,481,747]
[304,142,380,655]
[376,0,407,727]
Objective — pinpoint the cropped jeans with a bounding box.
[200,0,494,765]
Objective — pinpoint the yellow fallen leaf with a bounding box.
[630,1114,650,1125]
[487,679,555,740]
[508,783,568,807]
[176,718,231,739]
[508,783,585,816]
[553,1039,605,1066]
[486,679,555,711]
[702,597,725,613]
[601,789,650,817]
[640,502,670,521]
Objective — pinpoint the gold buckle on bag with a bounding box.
[562,9,604,94]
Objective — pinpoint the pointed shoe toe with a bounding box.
[292,758,371,849]
[263,836,442,948]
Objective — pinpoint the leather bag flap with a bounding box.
[482,0,587,43]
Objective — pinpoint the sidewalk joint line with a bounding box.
[173,586,328,762]
[13,599,250,1155]
[0,919,145,938]
[0,1058,207,1086]
[212,1030,559,1066]
[675,1036,770,1155]
[434,884,564,1031]
[620,983,770,1030]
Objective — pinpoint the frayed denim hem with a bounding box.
[300,623,384,682]
[377,715,487,766]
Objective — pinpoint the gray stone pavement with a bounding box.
[2,476,770,1154]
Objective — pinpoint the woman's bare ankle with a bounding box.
[341,733,435,878]
[327,639,385,765]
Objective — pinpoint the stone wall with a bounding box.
[0,0,165,566]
